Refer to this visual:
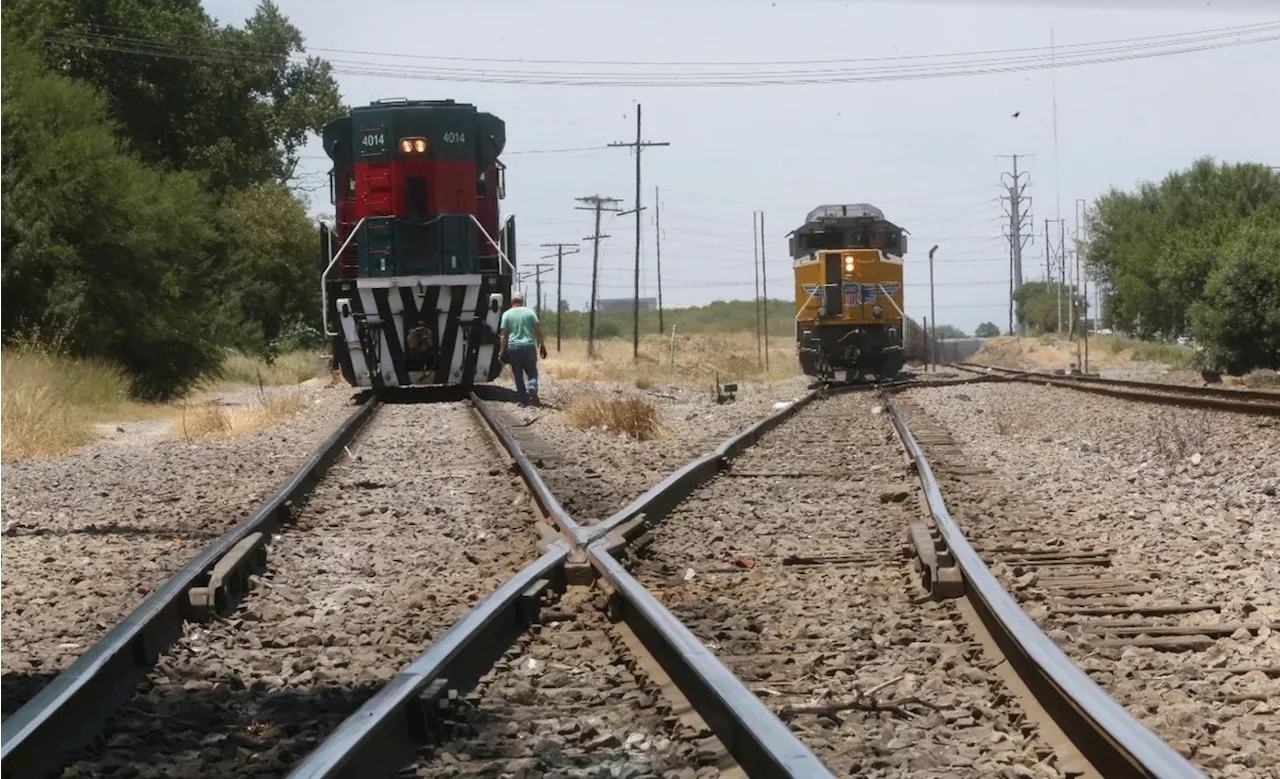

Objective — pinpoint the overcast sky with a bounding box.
[209,0,1279,332]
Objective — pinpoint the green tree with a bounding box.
[215,183,323,354]
[1085,158,1280,338]
[933,324,967,339]
[1189,222,1280,373]
[1012,282,1085,334]
[18,0,343,191]
[975,321,1001,338]
[2,32,222,399]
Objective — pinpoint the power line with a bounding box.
[60,19,1280,67]
[47,22,1280,87]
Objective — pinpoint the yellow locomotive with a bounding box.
[791,204,922,380]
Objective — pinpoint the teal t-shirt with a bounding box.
[501,306,539,348]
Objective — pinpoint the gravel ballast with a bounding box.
[55,400,542,777]
[899,382,1280,777]
[632,390,1067,777]
[497,376,813,525]
[1,385,361,717]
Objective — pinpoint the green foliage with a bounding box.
[1085,157,1280,342]
[1012,281,1085,334]
[1189,223,1280,373]
[216,182,323,353]
[933,324,967,339]
[974,321,1001,338]
[2,33,221,400]
[17,0,343,191]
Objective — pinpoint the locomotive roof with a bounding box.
[792,203,907,235]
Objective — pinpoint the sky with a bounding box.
[208,0,1280,333]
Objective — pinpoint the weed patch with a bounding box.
[177,393,312,441]
[564,395,662,441]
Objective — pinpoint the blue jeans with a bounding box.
[508,345,539,405]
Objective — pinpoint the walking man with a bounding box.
[499,290,548,406]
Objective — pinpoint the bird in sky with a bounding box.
[1011,111,1021,118]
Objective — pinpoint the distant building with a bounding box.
[597,297,657,312]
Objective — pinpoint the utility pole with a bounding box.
[540,243,579,352]
[575,195,623,357]
[999,154,1034,335]
[753,211,762,366]
[760,211,770,371]
[609,104,670,360]
[520,263,555,317]
[654,186,665,334]
[1044,217,1066,332]
[928,245,939,372]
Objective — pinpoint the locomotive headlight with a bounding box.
[413,139,427,153]
[400,139,413,153]
[843,255,855,272]
[872,305,884,319]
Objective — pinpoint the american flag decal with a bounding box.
[843,282,861,307]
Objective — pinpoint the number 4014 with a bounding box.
[442,131,466,143]
[361,132,385,147]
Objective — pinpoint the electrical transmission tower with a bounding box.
[999,154,1034,335]
[609,104,670,359]
[540,242,580,352]
[575,195,623,357]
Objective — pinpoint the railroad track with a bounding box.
[892,384,1280,778]
[628,390,1068,776]
[954,362,1280,415]
[4,375,1219,778]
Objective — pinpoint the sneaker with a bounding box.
[529,388,540,406]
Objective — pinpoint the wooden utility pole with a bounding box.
[609,104,670,359]
[522,263,555,318]
[540,242,580,352]
[760,211,769,371]
[655,186,665,334]
[575,195,622,357]
[928,245,939,372]
[753,211,762,366]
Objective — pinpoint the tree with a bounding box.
[215,183,324,354]
[16,0,343,192]
[1012,282,1084,334]
[1189,222,1280,373]
[2,32,222,399]
[1085,158,1280,338]
[933,324,967,339]
[975,322,1001,338]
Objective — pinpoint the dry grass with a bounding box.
[972,335,1196,372]
[1242,369,1280,389]
[175,393,312,442]
[210,350,326,390]
[564,394,663,441]
[0,350,162,461]
[1150,409,1213,463]
[541,332,799,388]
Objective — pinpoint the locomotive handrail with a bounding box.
[322,216,367,337]
[467,213,516,275]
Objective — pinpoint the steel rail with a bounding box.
[880,391,1206,779]
[470,392,585,541]
[586,540,836,779]
[584,387,824,543]
[0,396,380,779]
[956,362,1280,413]
[287,541,572,779]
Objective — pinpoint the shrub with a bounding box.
[564,395,662,441]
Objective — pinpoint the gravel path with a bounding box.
[898,382,1280,777]
[408,587,723,778]
[494,377,812,526]
[55,401,541,778]
[631,391,1066,778]
[1,385,360,718]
